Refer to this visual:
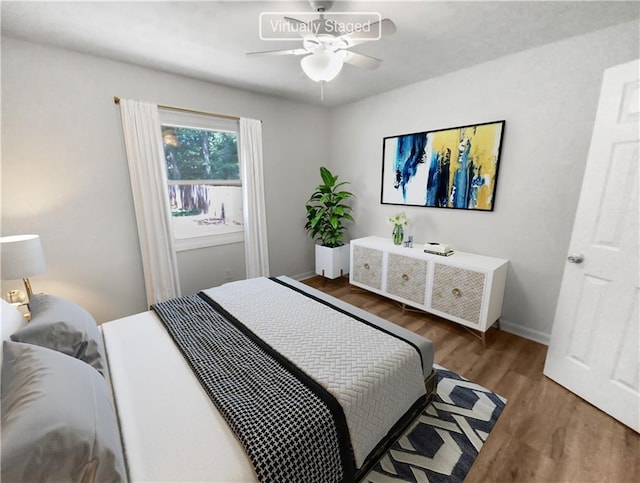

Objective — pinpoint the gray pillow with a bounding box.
[1,341,128,482]
[10,293,107,377]
[0,299,28,374]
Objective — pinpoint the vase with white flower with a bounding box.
[388,212,409,245]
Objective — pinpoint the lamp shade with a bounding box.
[1,234,47,280]
[301,51,345,82]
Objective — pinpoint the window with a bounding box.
[159,109,243,251]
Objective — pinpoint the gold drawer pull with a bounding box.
[402,274,409,281]
[364,263,370,270]
[452,288,462,297]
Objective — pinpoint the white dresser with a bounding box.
[350,236,508,343]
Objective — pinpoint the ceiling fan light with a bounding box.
[301,51,345,82]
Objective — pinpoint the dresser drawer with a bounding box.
[386,253,428,305]
[430,264,486,325]
[352,246,383,290]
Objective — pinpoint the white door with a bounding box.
[544,59,639,432]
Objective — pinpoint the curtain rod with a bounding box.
[113,96,242,122]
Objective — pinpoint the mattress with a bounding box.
[102,276,434,482]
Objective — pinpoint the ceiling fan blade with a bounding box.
[341,50,381,69]
[341,18,396,47]
[284,16,305,27]
[246,48,308,56]
[378,18,397,36]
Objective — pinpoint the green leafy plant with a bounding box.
[305,167,355,248]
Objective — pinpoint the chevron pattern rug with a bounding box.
[364,365,507,483]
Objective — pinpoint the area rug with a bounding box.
[364,365,507,483]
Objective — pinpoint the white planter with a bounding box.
[315,244,350,279]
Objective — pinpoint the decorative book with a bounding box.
[423,242,451,254]
[424,249,454,257]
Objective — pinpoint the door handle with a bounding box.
[567,253,584,264]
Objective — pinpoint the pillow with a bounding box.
[1,299,27,341]
[0,300,28,373]
[10,293,107,377]
[1,341,128,482]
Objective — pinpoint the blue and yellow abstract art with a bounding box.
[381,120,505,211]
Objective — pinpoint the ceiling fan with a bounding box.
[247,0,396,83]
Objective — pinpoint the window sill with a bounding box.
[175,232,244,252]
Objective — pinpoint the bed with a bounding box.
[1,275,435,482]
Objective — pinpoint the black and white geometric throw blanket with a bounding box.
[201,277,427,471]
[152,277,427,483]
[152,293,354,483]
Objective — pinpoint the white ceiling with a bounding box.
[2,1,639,106]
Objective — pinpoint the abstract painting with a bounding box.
[381,120,505,211]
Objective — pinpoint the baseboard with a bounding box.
[290,271,316,281]
[499,318,550,346]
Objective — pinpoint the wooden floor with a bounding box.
[303,276,640,483]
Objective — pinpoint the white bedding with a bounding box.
[103,311,257,482]
[102,276,434,482]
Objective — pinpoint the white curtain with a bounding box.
[119,99,181,305]
[239,118,270,278]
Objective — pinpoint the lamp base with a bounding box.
[23,277,34,299]
[7,289,27,304]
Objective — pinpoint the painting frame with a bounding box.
[380,120,505,211]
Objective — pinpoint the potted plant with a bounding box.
[305,166,354,279]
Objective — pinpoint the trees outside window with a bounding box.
[159,110,242,251]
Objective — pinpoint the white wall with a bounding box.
[3,21,637,339]
[328,21,639,343]
[1,37,328,323]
